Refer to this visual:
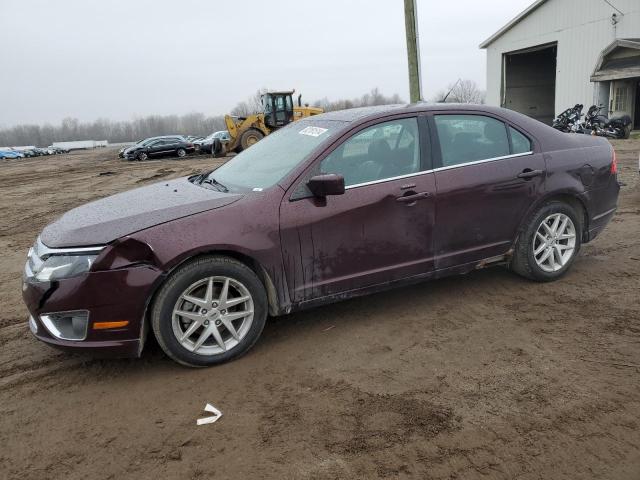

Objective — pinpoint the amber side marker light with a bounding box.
[93,321,129,330]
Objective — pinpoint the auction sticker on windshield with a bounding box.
[299,126,328,137]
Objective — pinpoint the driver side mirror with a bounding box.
[307,174,345,197]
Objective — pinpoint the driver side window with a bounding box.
[320,117,420,187]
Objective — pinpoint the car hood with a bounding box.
[41,177,243,247]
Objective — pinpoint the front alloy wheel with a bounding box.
[151,256,267,367]
[172,276,254,355]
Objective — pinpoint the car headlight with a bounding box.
[35,254,98,281]
[25,238,105,282]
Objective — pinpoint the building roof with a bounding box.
[479,0,548,49]
[591,38,640,81]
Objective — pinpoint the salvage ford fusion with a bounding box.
[23,104,620,367]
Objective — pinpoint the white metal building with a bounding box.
[480,0,640,127]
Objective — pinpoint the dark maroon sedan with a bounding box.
[23,104,619,367]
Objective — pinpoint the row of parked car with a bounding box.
[118,131,230,161]
[0,146,69,159]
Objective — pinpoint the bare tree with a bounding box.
[0,112,227,147]
[432,79,486,104]
[230,89,266,117]
[313,88,404,112]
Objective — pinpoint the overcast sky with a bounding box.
[0,0,532,127]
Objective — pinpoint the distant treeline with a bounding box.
[313,88,403,112]
[0,113,227,148]
[0,88,403,147]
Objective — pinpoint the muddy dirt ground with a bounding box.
[0,142,639,479]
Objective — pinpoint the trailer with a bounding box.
[7,146,36,151]
[52,140,108,150]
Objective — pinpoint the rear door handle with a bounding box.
[517,169,544,180]
[396,192,432,204]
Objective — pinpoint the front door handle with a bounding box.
[396,192,432,204]
[517,169,544,180]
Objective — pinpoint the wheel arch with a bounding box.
[515,191,589,245]
[140,248,285,354]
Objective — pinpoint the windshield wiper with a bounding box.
[200,176,228,192]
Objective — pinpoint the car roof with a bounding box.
[313,102,537,121]
[310,102,560,143]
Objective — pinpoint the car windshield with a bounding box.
[206,120,344,190]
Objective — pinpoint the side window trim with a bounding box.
[431,151,534,173]
[417,114,433,172]
[506,124,514,153]
[345,168,432,190]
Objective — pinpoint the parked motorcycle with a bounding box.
[552,104,584,133]
[583,105,632,139]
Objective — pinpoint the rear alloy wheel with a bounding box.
[239,129,264,151]
[177,148,187,158]
[137,152,148,161]
[532,213,576,273]
[511,201,582,282]
[151,256,267,367]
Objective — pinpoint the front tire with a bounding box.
[151,256,268,367]
[137,152,148,161]
[511,201,582,282]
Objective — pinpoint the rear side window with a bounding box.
[434,115,510,167]
[509,127,532,154]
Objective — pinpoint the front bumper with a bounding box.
[22,265,163,358]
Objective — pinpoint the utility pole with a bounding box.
[404,0,422,103]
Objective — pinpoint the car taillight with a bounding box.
[187,143,193,147]
[611,148,617,175]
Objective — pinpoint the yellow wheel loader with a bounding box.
[217,90,323,156]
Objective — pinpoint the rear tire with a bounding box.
[177,148,187,158]
[151,256,268,367]
[511,201,582,282]
[239,129,264,151]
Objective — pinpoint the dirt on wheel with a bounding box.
[0,143,639,479]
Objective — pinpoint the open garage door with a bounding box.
[502,43,557,125]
